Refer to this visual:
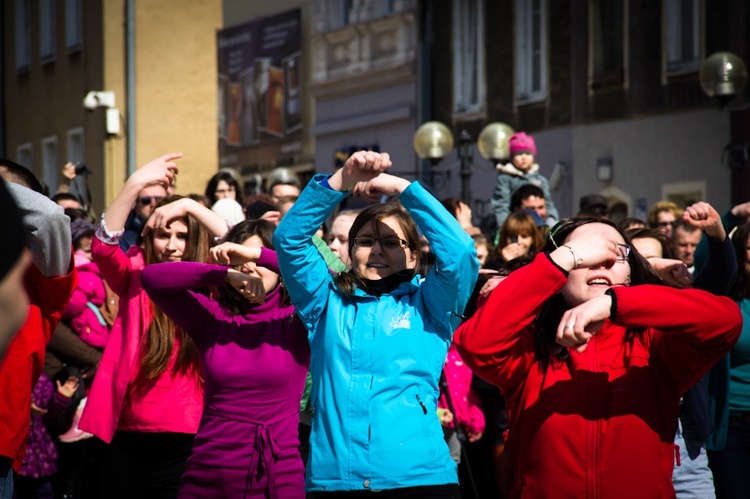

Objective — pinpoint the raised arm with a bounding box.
[454,254,566,394]
[274,151,391,330]
[102,153,181,232]
[140,262,234,347]
[144,196,228,239]
[387,178,478,336]
[684,201,737,296]
[7,182,72,277]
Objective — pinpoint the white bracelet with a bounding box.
[562,244,583,269]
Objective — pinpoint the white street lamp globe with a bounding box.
[477,122,515,162]
[413,121,454,160]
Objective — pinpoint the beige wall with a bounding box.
[133,0,222,197]
[102,0,127,205]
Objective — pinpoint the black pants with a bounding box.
[309,484,461,499]
[98,431,194,499]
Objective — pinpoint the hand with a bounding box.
[31,402,48,416]
[211,242,261,266]
[225,269,266,304]
[468,432,483,443]
[550,223,623,272]
[501,243,526,262]
[437,408,454,426]
[335,151,392,191]
[556,293,612,353]
[455,202,473,227]
[128,153,182,191]
[62,162,77,181]
[646,257,693,288]
[479,274,505,298]
[258,210,281,225]
[683,202,724,240]
[56,376,80,398]
[351,173,410,201]
[731,201,750,220]
[142,198,194,237]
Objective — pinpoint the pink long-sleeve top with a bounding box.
[79,238,203,443]
[438,343,485,436]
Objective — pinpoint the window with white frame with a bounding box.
[17,142,33,169]
[40,0,57,61]
[65,0,83,50]
[453,0,485,114]
[665,0,702,73]
[515,0,547,103]
[42,136,59,194]
[591,0,624,76]
[15,0,31,70]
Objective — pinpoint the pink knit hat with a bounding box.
[509,132,537,156]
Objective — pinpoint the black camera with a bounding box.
[74,162,91,175]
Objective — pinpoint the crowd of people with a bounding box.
[0,131,748,499]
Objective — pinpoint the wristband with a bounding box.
[605,288,618,320]
[561,244,583,269]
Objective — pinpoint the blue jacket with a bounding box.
[274,176,478,492]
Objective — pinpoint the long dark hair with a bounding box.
[533,217,663,370]
[205,171,244,207]
[216,219,289,314]
[140,195,209,381]
[732,222,750,300]
[334,203,421,295]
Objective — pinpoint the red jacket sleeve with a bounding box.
[454,254,567,396]
[612,284,742,394]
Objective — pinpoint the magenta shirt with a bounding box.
[140,250,310,498]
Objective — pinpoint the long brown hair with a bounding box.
[334,203,421,295]
[140,195,210,380]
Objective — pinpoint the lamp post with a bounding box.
[413,121,514,205]
[700,51,750,204]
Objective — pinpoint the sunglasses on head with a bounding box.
[139,196,164,205]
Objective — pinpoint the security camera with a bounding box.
[83,91,116,111]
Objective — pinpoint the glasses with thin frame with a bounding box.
[353,237,409,249]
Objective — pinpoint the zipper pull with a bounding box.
[674,443,681,466]
[416,395,427,415]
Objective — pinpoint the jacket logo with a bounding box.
[390,311,411,330]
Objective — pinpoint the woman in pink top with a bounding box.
[79,154,228,498]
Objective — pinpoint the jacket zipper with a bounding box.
[416,395,427,415]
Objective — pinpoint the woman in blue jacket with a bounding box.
[274,151,478,497]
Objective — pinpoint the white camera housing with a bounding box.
[83,91,115,111]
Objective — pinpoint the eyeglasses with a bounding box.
[139,196,164,205]
[353,237,409,249]
[615,243,630,263]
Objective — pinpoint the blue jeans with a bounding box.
[673,415,715,499]
[0,458,14,499]
[708,419,750,499]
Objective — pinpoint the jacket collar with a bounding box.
[496,161,540,176]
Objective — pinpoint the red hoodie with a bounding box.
[0,261,76,472]
[454,253,741,499]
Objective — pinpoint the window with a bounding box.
[40,0,57,61]
[17,142,33,169]
[42,136,59,194]
[591,0,624,77]
[15,0,31,70]
[65,0,83,50]
[317,0,353,31]
[515,0,547,103]
[453,0,485,114]
[67,127,84,164]
[665,0,702,73]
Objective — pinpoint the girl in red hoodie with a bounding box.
[455,217,741,498]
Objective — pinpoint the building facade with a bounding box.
[3,0,222,213]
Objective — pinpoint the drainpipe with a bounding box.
[126,0,135,176]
